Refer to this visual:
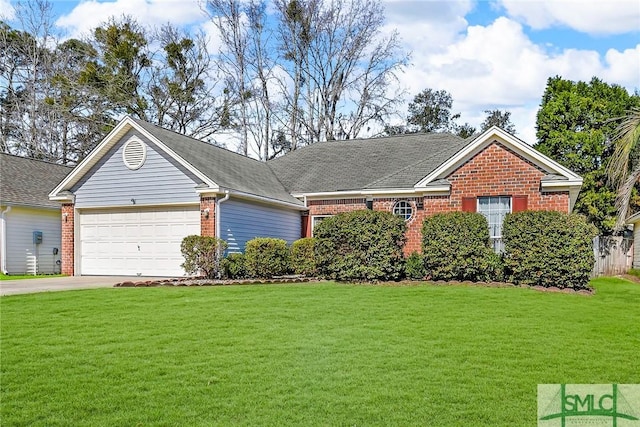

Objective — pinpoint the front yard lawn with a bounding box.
[0,273,64,280]
[1,278,638,426]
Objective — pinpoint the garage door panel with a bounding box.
[79,206,199,276]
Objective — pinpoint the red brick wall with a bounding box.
[200,197,216,237]
[61,203,74,276]
[444,142,569,213]
[305,142,570,255]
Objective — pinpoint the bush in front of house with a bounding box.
[180,235,228,278]
[314,210,406,281]
[502,211,597,289]
[290,237,317,276]
[220,253,247,279]
[244,237,290,278]
[421,212,499,281]
[404,252,426,280]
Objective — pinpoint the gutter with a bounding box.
[1,206,11,274]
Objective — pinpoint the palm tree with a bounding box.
[608,107,640,230]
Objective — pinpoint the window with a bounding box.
[311,215,333,236]
[393,200,413,221]
[477,196,511,252]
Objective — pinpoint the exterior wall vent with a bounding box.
[122,137,147,170]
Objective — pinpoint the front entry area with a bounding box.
[78,206,200,276]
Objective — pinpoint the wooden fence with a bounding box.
[592,236,634,277]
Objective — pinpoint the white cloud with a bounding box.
[496,0,640,35]
[56,0,206,38]
[602,45,640,86]
[0,0,15,20]
[398,16,639,143]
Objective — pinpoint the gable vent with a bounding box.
[122,137,147,170]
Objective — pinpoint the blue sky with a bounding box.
[2,0,639,144]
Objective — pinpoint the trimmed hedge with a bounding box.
[421,212,499,281]
[405,252,426,280]
[502,211,597,289]
[220,253,247,279]
[314,210,406,281]
[290,238,317,276]
[244,238,290,278]
[180,235,227,278]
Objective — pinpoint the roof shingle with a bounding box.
[1,154,72,208]
[130,118,303,206]
[267,132,469,193]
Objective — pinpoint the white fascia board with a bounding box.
[132,122,217,189]
[49,117,135,199]
[194,186,221,196]
[49,117,217,200]
[75,201,200,210]
[626,212,640,224]
[226,189,307,211]
[292,186,450,200]
[414,126,582,188]
[541,179,583,190]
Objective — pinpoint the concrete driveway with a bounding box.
[0,276,169,296]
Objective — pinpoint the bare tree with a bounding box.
[148,24,226,142]
[0,0,58,160]
[275,0,408,145]
[204,0,408,157]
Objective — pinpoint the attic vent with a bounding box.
[122,137,147,170]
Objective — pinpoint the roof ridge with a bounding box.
[268,131,462,162]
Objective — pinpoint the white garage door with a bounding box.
[79,206,200,276]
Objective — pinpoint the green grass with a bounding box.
[0,273,64,280]
[627,268,640,279]
[1,279,638,426]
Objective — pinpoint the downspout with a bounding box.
[1,206,11,274]
[215,190,230,242]
[215,190,230,279]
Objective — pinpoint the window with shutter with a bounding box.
[512,195,528,212]
[477,196,511,253]
[462,197,476,212]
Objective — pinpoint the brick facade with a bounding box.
[200,196,216,237]
[305,142,570,255]
[61,203,74,276]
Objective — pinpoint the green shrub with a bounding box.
[314,210,406,282]
[405,252,426,280]
[221,253,247,279]
[180,235,227,278]
[502,211,597,289]
[421,212,498,281]
[290,238,317,276]
[244,238,290,278]
[484,251,505,283]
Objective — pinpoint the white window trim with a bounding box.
[311,215,333,236]
[392,200,414,221]
[477,196,511,252]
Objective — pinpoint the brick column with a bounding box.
[200,197,216,237]
[61,203,75,276]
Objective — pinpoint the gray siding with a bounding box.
[220,198,302,253]
[5,207,61,274]
[73,130,200,208]
[634,225,640,269]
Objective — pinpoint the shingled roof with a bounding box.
[1,153,72,209]
[129,118,303,206]
[267,132,469,193]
